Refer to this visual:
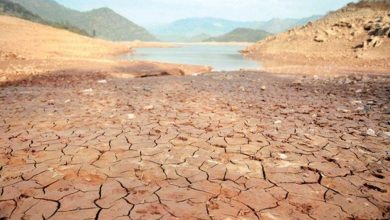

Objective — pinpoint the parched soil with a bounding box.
[0,71,389,219]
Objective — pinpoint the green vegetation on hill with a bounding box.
[0,0,91,36]
[0,0,40,21]
[10,0,157,41]
[252,16,322,34]
[46,21,91,37]
[205,28,272,42]
[149,16,321,42]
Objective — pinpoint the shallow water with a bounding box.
[124,44,261,71]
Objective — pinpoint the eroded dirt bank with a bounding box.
[243,1,390,75]
[0,71,389,219]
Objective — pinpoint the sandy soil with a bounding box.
[0,15,210,84]
[127,41,176,48]
[243,2,390,75]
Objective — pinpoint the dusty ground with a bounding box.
[243,1,390,75]
[0,71,389,220]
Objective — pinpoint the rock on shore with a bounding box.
[243,0,390,74]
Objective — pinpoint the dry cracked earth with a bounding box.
[0,71,389,220]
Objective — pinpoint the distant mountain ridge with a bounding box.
[253,16,322,34]
[204,28,272,42]
[150,17,254,39]
[10,0,157,41]
[0,0,90,36]
[149,16,321,42]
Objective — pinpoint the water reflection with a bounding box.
[124,44,261,71]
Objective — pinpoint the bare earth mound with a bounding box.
[0,15,210,84]
[243,1,390,75]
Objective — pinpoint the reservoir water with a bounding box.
[125,44,261,71]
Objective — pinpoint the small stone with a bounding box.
[379,131,390,138]
[127,114,136,120]
[292,79,303,85]
[98,80,107,84]
[82,88,93,93]
[355,89,362,93]
[337,107,350,113]
[356,106,365,111]
[143,105,154,110]
[314,35,325,43]
[278,153,288,159]
[364,21,374,31]
[274,120,282,124]
[261,86,266,91]
[351,100,362,105]
[230,105,239,111]
[366,128,376,137]
[64,99,71,103]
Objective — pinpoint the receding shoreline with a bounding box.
[125,43,262,72]
[0,15,213,85]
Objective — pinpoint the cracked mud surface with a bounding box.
[0,71,389,220]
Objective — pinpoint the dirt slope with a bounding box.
[243,1,390,74]
[0,15,129,59]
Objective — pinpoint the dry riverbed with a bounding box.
[0,71,389,219]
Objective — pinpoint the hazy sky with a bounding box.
[56,0,356,26]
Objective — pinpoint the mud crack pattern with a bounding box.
[0,72,389,219]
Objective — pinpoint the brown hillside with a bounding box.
[243,1,390,74]
[0,15,128,59]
